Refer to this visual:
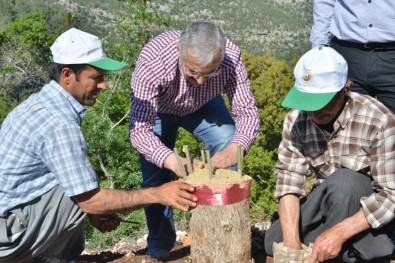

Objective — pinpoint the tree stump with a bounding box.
[190,199,251,263]
[187,168,252,263]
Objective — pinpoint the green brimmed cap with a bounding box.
[282,46,348,111]
[50,28,127,71]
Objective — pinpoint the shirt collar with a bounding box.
[49,80,87,118]
[335,95,352,130]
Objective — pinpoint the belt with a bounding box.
[332,37,395,50]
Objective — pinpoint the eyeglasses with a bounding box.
[179,59,221,79]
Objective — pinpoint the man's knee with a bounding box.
[325,169,373,199]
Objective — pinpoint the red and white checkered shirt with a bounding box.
[130,31,260,167]
[275,92,395,228]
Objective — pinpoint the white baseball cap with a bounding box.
[282,46,348,111]
[50,28,127,71]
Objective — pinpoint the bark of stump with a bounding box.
[190,199,251,263]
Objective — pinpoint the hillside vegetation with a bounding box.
[0,0,313,61]
[149,0,313,60]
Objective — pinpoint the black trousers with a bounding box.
[331,37,395,114]
[264,169,394,262]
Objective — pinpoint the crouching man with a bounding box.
[0,28,196,263]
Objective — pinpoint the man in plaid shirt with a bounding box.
[261,46,395,262]
[129,20,260,260]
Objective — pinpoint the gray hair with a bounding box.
[179,20,226,67]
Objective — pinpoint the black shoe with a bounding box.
[252,237,268,263]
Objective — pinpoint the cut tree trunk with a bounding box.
[190,199,251,263]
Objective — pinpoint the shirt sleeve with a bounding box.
[274,111,309,199]
[360,116,395,229]
[38,123,99,197]
[129,60,173,168]
[310,0,336,47]
[224,49,260,152]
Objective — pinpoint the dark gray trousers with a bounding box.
[331,37,395,114]
[264,169,394,262]
[0,185,86,262]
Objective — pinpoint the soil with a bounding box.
[76,241,193,263]
[74,234,273,263]
[185,167,251,188]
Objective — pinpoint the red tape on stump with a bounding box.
[194,179,252,206]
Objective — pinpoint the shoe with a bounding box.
[251,237,269,263]
[146,248,170,260]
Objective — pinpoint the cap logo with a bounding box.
[302,71,312,82]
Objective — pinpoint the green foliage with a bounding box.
[248,148,278,221]
[113,1,170,68]
[81,71,146,248]
[0,94,16,125]
[0,12,53,52]
[82,107,142,189]
[0,0,55,28]
[0,0,312,62]
[0,12,56,102]
[242,50,294,221]
[150,0,312,62]
[84,211,147,249]
[175,128,203,160]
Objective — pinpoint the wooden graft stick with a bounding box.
[174,147,187,178]
[182,145,193,174]
[201,149,206,164]
[237,144,243,177]
[205,149,213,178]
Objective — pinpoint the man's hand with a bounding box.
[210,143,241,169]
[164,153,203,177]
[87,213,121,233]
[309,225,345,262]
[309,210,370,263]
[156,180,197,211]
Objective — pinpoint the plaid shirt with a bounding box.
[275,92,395,228]
[130,31,260,167]
[0,81,99,216]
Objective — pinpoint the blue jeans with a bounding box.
[140,96,235,250]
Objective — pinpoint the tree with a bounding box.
[0,12,55,103]
[242,50,295,219]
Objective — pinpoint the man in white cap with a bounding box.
[0,28,197,263]
[259,46,395,262]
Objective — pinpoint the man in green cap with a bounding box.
[259,46,395,262]
[0,28,197,263]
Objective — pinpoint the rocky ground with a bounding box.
[77,243,192,263]
[74,231,272,263]
[74,235,395,263]
[75,234,194,263]
[72,224,395,263]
